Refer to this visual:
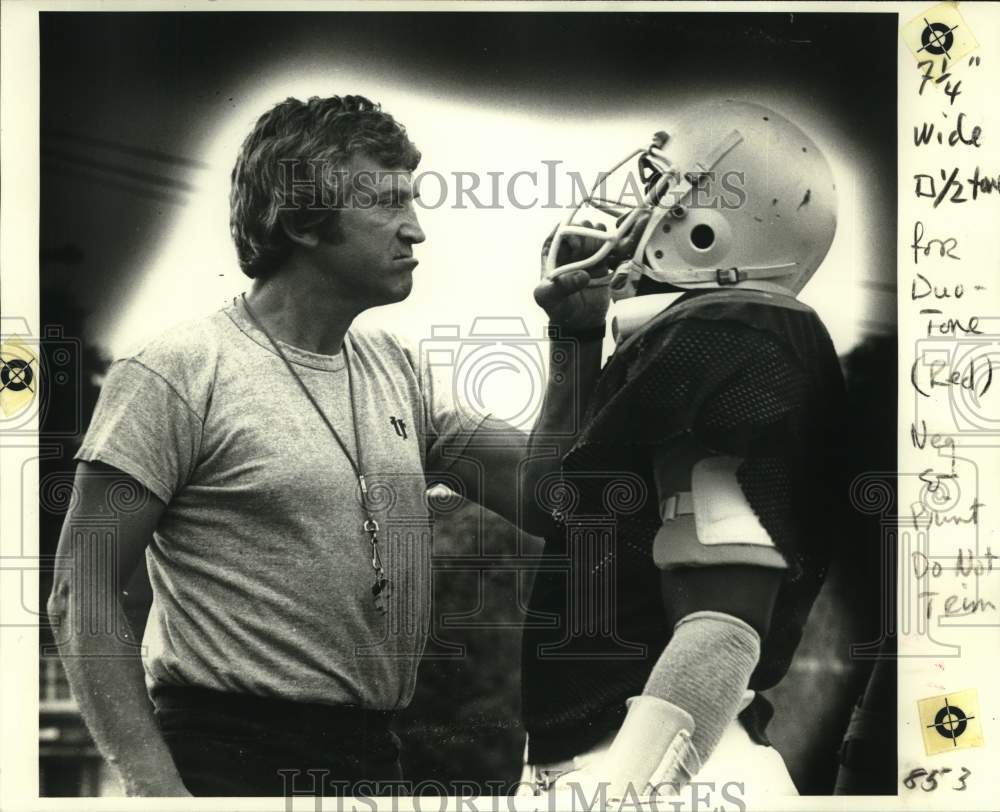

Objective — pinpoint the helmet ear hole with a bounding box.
[690,224,715,250]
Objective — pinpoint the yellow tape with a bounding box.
[902,3,979,68]
[917,688,984,756]
[0,340,38,418]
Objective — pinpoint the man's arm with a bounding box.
[46,461,191,797]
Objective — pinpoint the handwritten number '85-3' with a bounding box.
[903,767,971,791]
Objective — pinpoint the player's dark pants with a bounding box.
[153,686,403,796]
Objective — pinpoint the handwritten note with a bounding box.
[900,4,1000,803]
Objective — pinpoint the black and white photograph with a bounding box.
[2,2,995,808]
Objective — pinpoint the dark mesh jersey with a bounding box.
[521,289,848,763]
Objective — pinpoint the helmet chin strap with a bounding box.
[609,258,799,302]
[648,261,799,287]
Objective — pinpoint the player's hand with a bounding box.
[534,221,612,330]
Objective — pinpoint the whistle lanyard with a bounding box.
[240,294,391,614]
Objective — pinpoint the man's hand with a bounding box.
[534,221,612,330]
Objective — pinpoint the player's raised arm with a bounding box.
[440,223,613,534]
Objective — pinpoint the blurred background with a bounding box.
[37,10,897,796]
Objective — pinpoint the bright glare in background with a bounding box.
[107,67,884,420]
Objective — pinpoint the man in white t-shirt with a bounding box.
[47,94,601,797]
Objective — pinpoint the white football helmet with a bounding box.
[544,100,837,301]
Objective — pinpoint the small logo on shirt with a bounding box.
[389,416,408,440]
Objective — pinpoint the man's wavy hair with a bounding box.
[230,95,421,279]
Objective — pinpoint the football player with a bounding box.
[518,99,848,803]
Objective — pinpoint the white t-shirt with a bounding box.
[76,298,481,709]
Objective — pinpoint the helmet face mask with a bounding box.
[542,146,674,281]
[545,100,838,302]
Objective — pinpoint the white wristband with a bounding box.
[595,695,700,800]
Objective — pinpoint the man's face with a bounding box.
[318,153,425,309]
